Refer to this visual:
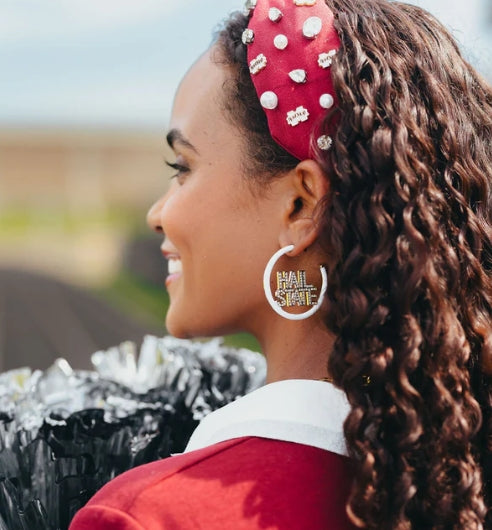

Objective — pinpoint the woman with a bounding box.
[70,0,492,528]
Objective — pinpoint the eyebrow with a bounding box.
[166,129,199,154]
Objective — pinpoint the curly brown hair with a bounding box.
[216,0,492,528]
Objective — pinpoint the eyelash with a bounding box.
[165,161,189,182]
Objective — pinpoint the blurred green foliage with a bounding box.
[0,206,140,235]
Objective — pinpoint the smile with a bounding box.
[168,258,182,274]
[166,257,182,286]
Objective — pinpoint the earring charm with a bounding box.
[263,245,328,321]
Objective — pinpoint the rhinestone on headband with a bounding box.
[287,106,310,127]
[269,7,283,22]
[243,0,257,14]
[261,91,279,110]
[303,16,323,39]
[250,54,268,75]
[289,69,307,83]
[274,34,289,50]
[242,29,255,45]
[317,135,333,150]
[318,49,337,69]
[294,0,317,6]
[319,93,334,109]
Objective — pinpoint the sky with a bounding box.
[0,0,490,130]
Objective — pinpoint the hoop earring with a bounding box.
[263,245,328,321]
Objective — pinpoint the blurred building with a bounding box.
[0,128,169,286]
[0,128,166,215]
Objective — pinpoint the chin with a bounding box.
[165,312,191,339]
[165,309,233,340]
[165,308,207,340]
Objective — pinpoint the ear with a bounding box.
[278,159,329,256]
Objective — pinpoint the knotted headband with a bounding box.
[243,0,340,161]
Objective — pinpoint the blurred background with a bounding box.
[1,0,490,371]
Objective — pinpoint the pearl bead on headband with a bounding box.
[243,0,340,161]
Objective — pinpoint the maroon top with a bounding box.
[69,436,356,529]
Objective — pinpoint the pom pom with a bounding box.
[0,337,265,529]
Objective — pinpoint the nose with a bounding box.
[146,195,167,233]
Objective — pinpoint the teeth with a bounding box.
[168,258,182,275]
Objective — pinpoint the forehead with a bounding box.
[170,49,230,145]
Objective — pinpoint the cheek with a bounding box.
[160,187,217,263]
[160,190,194,239]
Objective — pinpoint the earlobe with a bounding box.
[279,160,329,256]
[279,218,318,255]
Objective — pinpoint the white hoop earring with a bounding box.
[263,245,328,321]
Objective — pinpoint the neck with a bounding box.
[254,315,335,384]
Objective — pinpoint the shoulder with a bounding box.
[70,437,355,530]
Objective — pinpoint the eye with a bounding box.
[165,160,190,184]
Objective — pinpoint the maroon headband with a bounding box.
[243,0,340,161]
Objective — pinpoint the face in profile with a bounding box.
[147,48,285,339]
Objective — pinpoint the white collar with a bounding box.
[185,379,350,457]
